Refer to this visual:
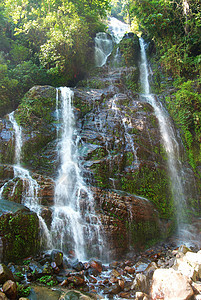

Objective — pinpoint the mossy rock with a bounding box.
[119,34,140,67]
[15,85,56,128]
[0,200,39,263]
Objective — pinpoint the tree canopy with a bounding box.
[0,0,110,115]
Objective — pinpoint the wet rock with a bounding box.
[135,291,149,300]
[144,262,157,279]
[173,251,201,281]
[0,292,8,300]
[151,268,194,300]
[28,261,44,279]
[29,284,61,300]
[59,290,95,300]
[131,273,148,293]
[89,259,102,273]
[104,283,121,295]
[0,264,15,284]
[178,245,191,255]
[2,280,17,300]
[192,281,201,294]
[110,269,121,277]
[124,266,135,274]
[50,250,63,267]
[70,259,84,272]
[0,200,39,262]
[67,275,85,286]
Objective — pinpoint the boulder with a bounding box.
[0,292,8,300]
[150,268,194,300]
[131,273,148,293]
[50,250,63,267]
[173,251,201,281]
[0,264,15,284]
[0,200,39,262]
[3,280,17,300]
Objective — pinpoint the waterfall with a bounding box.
[108,17,129,43]
[8,112,52,248]
[95,17,129,67]
[51,87,103,261]
[139,38,187,225]
[95,32,113,67]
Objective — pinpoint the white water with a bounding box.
[139,38,187,223]
[108,17,129,43]
[95,32,113,67]
[95,17,129,67]
[51,87,103,261]
[111,94,138,168]
[8,112,52,248]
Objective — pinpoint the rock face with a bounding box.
[0,200,39,262]
[0,36,199,260]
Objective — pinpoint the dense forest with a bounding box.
[0,0,110,115]
[0,0,200,176]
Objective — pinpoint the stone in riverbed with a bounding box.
[50,250,63,268]
[173,250,201,281]
[0,292,8,300]
[0,264,15,284]
[2,280,17,300]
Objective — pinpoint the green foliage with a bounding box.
[0,0,110,115]
[166,79,201,169]
[10,61,48,95]
[37,275,58,286]
[0,53,18,116]
[17,283,31,298]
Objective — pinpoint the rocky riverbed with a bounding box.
[1,238,201,299]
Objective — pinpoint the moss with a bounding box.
[120,165,174,219]
[15,86,56,128]
[119,36,140,67]
[0,210,39,262]
[126,220,161,248]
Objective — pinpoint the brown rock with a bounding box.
[60,279,68,287]
[0,264,15,284]
[192,282,201,294]
[0,292,8,300]
[135,292,149,300]
[124,266,135,274]
[89,259,102,273]
[110,269,121,277]
[3,280,17,300]
[67,275,85,286]
[151,268,194,300]
[118,279,125,290]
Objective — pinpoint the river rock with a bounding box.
[2,280,17,300]
[150,268,194,300]
[135,292,149,300]
[50,250,63,267]
[89,259,102,273]
[0,292,8,300]
[131,273,148,293]
[0,264,15,284]
[173,250,201,281]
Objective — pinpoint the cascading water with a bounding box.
[51,87,103,261]
[95,32,113,67]
[111,94,138,169]
[95,17,129,67]
[8,112,52,248]
[139,38,187,225]
[108,17,129,43]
